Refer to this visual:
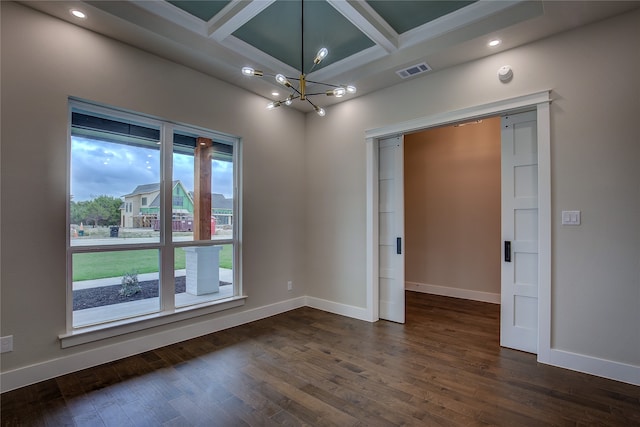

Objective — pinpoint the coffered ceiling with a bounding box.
[21,0,640,112]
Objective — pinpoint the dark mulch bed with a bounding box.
[73,276,230,310]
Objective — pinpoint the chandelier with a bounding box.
[240,0,356,117]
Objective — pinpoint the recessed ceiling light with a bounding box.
[488,39,501,47]
[271,91,279,97]
[70,9,86,19]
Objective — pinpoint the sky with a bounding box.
[71,136,233,201]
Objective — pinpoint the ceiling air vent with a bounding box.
[395,62,432,79]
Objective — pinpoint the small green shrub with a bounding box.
[119,271,141,297]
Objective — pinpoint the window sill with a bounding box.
[59,296,247,348]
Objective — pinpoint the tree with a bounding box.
[70,200,89,225]
[71,195,122,226]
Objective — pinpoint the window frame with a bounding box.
[62,99,244,347]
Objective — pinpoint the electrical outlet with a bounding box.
[287,281,293,291]
[0,335,13,353]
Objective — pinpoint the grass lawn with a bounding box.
[73,245,233,281]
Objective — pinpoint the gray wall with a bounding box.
[305,10,640,366]
[1,2,306,373]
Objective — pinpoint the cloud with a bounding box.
[212,159,233,197]
[71,137,233,201]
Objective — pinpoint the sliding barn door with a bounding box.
[379,136,405,323]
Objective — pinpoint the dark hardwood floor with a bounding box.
[2,292,639,426]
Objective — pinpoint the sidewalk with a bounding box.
[73,268,233,290]
[73,277,235,327]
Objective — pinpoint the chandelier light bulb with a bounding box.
[346,85,357,94]
[285,96,293,106]
[314,48,328,64]
[275,74,291,87]
[332,87,346,97]
[241,67,263,76]
[315,107,326,117]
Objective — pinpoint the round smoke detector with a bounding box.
[498,65,513,83]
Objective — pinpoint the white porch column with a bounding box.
[184,246,222,295]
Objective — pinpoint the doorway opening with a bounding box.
[365,91,552,362]
[404,117,502,305]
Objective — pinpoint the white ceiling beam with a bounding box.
[399,0,526,49]
[309,45,388,83]
[222,35,299,77]
[328,0,398,53]
[208,0,276,42]
[131,0,208,36]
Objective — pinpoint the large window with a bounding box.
[68,100,241,331]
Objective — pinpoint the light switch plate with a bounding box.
[0,335,13,353]
[562,210,581,225]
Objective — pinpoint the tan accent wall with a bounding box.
[404,118,501,295]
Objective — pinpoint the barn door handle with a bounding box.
[397,237,402,255]
[504,241,511,262]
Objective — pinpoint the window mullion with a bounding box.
[233,141,242,297]
[160,123,175,312]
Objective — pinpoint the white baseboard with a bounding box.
[406,281,500,304]
[0,297,306,393]
[543,348,640,386]
[305,296,370,321]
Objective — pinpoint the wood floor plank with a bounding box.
[253,346,412,426]
[242,363,360,426]
[221,394,282,427]
[267,353,418,426]
[2,292,639,426]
